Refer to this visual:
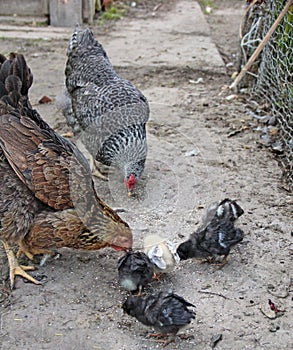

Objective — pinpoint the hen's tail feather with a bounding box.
[0,53,7,64]
[68,24,96,54]
[11,53,33,96]
[0,53,33,108]
[68,24,93,52]
[68,24,80,52]
[0,57,13,82]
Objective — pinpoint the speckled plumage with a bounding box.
[117,251,154,293]
[122,291,196,336]
[177,198,244,262]
[63,25,149,190]
[0,53,132,286]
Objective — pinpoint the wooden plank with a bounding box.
[0,0,49,16]
[50,0,82,27]
[82,0,96,24]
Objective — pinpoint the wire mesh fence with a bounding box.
[239,0,293,191]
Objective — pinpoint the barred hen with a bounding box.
[122,291,196,345]
[62,25,149,195]
[177,198,244,265]
[0,53,133,288]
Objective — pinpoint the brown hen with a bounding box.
[0,53,133,288]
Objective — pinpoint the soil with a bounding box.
[0,1,292,350]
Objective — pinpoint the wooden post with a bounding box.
[50,0,82,27]
[230,0,293,90]
[82,0,96,24]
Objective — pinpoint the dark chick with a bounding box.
[177,198,244,264]
[122,291,196,345]
[117,251,154,295]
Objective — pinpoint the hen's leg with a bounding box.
[90,155,108,181]
[61,131,74,138]
[74,138,109,180]
[1,240,41,288]
[16,241,54,261]
[147,333,175,347]
[199,256,215,264]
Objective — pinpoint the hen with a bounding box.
[0,53,133,288]
[117,251,154,295]
[62,25,150,195]
[122,290,196,345]
[177,198,244,264]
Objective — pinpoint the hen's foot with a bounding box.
[92,166,109,181]
[2,241,41,288]
[177,334,194,340]
[199,256,227,266]
[199,256,228,269]
[152,272,162,281]
[61,131,74,138]
[216,256,228,269]
[199,257,215,264]
[17,243,54,262]
[16,247,34,260]
[133,285,143,297]
[89,156,109,181]
[147,333,175,347]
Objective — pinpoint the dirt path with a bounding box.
[0,1,292,349]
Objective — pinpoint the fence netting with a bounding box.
[239,0,292,190]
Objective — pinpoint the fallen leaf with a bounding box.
[39,95,52,104]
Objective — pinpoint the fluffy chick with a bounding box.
[143,234,180,275]
[122,290,196,345]
[117,251,154,295]
[177,198,244,264]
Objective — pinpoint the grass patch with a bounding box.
[197,0,216,14]
[98,6,126,24]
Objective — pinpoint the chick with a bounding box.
[177,198,244,265]
[117,251,154,295]
[122,290,196,346]
[143,234,180,275]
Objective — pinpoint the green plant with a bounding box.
[197,0,215,14]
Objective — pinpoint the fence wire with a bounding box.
[239,0,293,190]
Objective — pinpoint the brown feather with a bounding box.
[0,53,133,270]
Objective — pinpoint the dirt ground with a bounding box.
[0,1,292,349]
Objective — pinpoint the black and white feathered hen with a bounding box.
[122,291,195,345]
[62,25,149,195]
[177,198,244,264]
[117,251,154,294]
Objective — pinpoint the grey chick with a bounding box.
[117,251,154,295]
[177,198,244,264]
[143,234,180,276]
[62,25,150,195]
[122,290,196,346]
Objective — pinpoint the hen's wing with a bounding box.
[64,25,149,135]
[0,53,92,211]
[0,109,91,210]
